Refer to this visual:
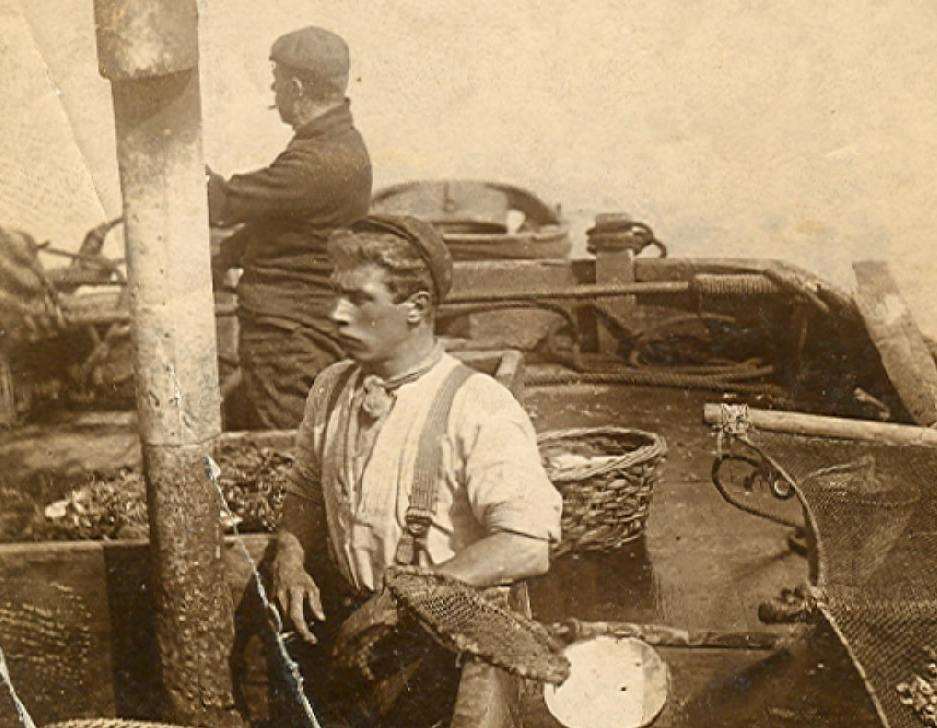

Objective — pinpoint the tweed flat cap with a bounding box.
[270,26,349,94]
[352,214,453,302]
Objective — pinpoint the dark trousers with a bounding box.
[277,554,462,728]
[269,555,523,728]
[227,317,342,431]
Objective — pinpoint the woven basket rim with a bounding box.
[538,426,666,483]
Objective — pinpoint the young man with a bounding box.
[207,26,372,430]
[270,214,562,726]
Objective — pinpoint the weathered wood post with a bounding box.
[93,1,244,724]
[589,213,638,353]
[853,260,937,427]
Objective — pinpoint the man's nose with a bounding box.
[329,297,352,325]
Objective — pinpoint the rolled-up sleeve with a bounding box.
[454,378,562,544]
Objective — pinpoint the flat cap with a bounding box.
[352,214,453,302]
[270,26,349,94]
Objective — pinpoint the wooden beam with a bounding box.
[703,403,937,448]
[853,260,937,426]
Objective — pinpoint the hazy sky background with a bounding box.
[2,0,936,332]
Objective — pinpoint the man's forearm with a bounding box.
[433,532,550,588]
[276,491,327,564]
[213,161,318,224]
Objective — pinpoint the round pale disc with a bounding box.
[543,636,669,728]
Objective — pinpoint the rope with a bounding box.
[539,308,775,384]
[711,455,803,529]
[624,313,772,381]
[709,403,805,530]
[204,456,323,728]
[550,618,787,651]
[0,640,38,728]
[691,273,783,297]
[585,219,668,258]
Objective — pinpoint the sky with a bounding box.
[2,0,936,332]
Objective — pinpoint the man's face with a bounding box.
[270,63,298,124]
[329,263,415,364]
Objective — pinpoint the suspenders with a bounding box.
[320,360,476,569]
[394,363,475,566]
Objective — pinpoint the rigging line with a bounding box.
[204,455,323,728]
[0,641,38,728]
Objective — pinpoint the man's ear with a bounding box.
[406,291,432,323]
[289,77,305,98]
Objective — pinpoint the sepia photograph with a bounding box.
[1,1,936,726]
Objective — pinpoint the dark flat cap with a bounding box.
[270,26,349,94]
[352,214,453,302]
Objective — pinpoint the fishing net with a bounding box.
[336,566,570,686]
[711,405,937,728]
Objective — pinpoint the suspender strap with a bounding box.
[324,364,358,429]
[395,363,476,566]
[316,363,359,574]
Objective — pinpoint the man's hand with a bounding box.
[271,549,326,644]
[206,165,229,226]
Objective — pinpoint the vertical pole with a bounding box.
[93,2,244,725]
[590,214,637,353]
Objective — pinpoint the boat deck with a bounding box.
[519,382,879,727]
[0,381,883,727]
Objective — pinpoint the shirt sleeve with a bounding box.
[286,363,343,500]
[210,147,330,224]
[286,394,321,501]
[452,375,562,544]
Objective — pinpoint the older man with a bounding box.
[270,214,562,726]
[208,26,372,430]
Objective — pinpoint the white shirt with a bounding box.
[288,351,563,591]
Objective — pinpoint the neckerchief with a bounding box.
[342,343,445,501]
[358,344,444,421]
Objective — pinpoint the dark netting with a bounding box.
[736,425,937,728]
[387,567,571,685]
[333,566,570,689]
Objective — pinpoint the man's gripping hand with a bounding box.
[271,546,326,644]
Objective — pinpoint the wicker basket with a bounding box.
[538,427,667,557]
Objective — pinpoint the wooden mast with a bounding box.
[92,1,244,724]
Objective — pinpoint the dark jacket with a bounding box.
[211,101,372,327]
